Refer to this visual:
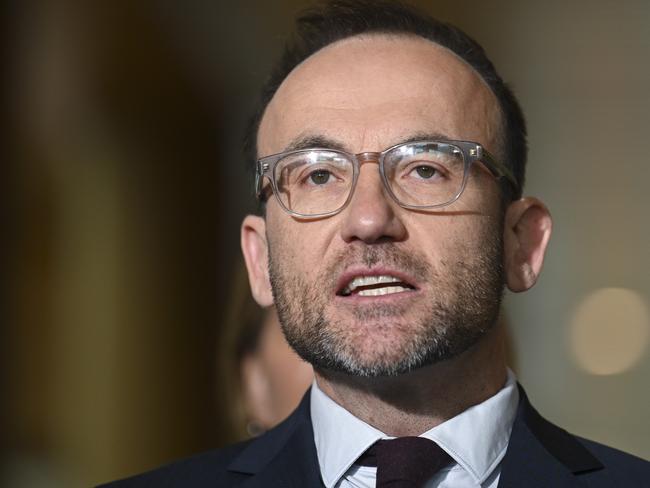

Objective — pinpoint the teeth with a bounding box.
[348,275,401,292]
[358,285,410,297]
[341,275,412,296]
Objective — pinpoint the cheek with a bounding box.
[462,170,504,212]
[409,213,496,265]
[266,208,332,277]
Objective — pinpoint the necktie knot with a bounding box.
[356,437,452,487]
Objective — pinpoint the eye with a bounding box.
[413,165,439,179]
[308,169,332,185]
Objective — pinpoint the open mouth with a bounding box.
[338,275,416,297]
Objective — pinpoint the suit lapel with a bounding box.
[227,389,324,488]
[498,385,603,488]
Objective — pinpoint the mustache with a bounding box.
[325,243,433,283]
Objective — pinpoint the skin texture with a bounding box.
[241,34,552,436]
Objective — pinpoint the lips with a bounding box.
[337,272,417,297]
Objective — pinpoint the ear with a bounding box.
[241,215,274,307]
[503,197,553,292]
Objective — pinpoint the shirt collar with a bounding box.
[419,370,519,484]
[310,369,519,488]
[311,380,385,488]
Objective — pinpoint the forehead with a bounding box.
[258,34,501,155]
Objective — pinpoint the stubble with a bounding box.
[268,225,505,377]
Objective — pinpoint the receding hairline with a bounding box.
[257,32,505,159]
[286,33,498,94]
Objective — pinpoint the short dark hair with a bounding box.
[244,0,526,203]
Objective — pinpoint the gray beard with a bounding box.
[268,235,504,377]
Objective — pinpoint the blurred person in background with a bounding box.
[220,264,313,440]
[101,1,650,486]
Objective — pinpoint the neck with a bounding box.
[314,324,508,436]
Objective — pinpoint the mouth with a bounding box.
[337,273,417,298]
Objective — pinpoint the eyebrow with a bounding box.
[283,131,455,153]
[284,134,348,152]
[399,131,454,145]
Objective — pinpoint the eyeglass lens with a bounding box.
[272,142,466,216]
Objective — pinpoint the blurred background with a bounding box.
[4,0,649,486]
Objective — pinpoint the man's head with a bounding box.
[244,0,527,204]
[241,1,552,377]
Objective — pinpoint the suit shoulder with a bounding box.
[96,440,252,488]
[576,437,650,486]
[97,393,314,488]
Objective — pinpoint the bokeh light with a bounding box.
[570,287,649,375]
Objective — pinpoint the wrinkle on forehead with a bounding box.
[258,34,502,157]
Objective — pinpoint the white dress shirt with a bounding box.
[310,369,519,488]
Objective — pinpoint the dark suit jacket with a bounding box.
[100,386,650,487]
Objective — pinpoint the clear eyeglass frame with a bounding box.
[255,139,519,219]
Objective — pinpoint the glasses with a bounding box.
[255,140,518,218]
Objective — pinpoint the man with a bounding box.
[102,1,650,486]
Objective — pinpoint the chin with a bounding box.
[316,337,444,377]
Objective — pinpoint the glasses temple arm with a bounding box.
[478,148,519,194]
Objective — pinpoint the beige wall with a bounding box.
[5,1,648,486]
[483,0,650,459]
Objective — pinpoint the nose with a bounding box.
[339,162,407,244]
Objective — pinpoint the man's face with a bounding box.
[255,34,507,376]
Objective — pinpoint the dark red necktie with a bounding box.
[355,437,453,487]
